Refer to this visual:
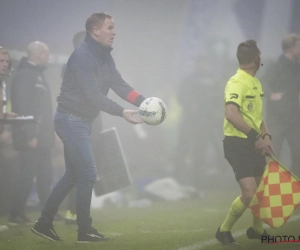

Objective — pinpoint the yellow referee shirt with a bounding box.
[224,68,264,138]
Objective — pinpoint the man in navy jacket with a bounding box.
[32,12,145,243]
[263,34,300,177]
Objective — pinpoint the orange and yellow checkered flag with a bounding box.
[248,158,300,228]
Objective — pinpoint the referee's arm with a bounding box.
[225,103,273,156]
[225,103,252,134]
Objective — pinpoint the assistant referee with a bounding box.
[215,40,274,245]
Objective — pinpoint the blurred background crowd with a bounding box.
[0,0,300,224]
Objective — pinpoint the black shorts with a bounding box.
[223,136,266,181]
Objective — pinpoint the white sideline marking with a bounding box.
[141,229,204,234]
[177,214,300,250]
[110,229,204,237]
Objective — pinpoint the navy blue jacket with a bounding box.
[264,55,300,125]
[57,33,144,122]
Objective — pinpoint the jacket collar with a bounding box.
[17,57,46,72]
[85,33,113,57]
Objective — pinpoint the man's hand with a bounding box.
[254,137,274,157]
[122,109,143,124]
[262,135,275,156]
[27,138,38,148]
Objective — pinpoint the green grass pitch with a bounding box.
[1,190,300,250]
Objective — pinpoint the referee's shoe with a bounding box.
[215,227,236,245]
[246,227,270,240]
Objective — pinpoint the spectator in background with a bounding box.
[0,47,16,232]
[0,47,13,132]
[9,41,55,225]
[263,33,300,177]
[60,31,86,79]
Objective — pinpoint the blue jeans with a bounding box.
[39,111,97,232]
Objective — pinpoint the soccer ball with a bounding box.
[139,97,167,125]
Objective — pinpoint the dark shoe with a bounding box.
[246,227,270,240]
[77,228,110,243]
[215,227,236,245]
[8,215,30,226]
[31,221,62,242]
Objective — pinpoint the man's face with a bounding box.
[0,53,10,78]
[40,49,50,66]
[292,40,300,60]
[93,18,115,47]
[36,46,50,66]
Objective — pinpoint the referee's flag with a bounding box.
[248,159,300,228]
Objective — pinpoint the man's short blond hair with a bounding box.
[85,12,113,34]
